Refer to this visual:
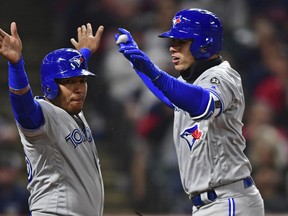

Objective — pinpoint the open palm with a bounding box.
[70,23,104,54]
[0,22,22,64]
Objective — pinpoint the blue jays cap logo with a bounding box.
[173,16,182,27]
[69,55,84,70]
[180,124,202,151]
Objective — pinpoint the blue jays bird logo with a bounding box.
[69,55,84,70]
[180,124,202,151]
[173,16,182,27]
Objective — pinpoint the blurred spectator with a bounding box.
[248,125,288,170]
[0,115,19,145]
[101,0,178,174]
[243,100,288,211]
[181,0,249,30]
[248,125,288,213]
[105,1,187,213]
[243,2,288,100]
[131,102,190,213]
[0,149,30,216]
[243,100,275,143]
[251,15,288,104]
[253,54,287,111]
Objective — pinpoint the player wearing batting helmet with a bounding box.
[115,8,264,216]
[0,22,105,216]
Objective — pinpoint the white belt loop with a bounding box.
[200,192,212,204]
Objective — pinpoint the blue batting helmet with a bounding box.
[40,48,95,100]
[159,8,223,60]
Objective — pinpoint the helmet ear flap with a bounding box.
[42,81,59,100]
[190,37,214,60]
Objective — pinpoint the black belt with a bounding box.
[190,176,254,208]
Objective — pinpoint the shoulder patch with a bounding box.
[210,77,220,85]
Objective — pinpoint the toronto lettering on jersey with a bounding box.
[65,127,93,148]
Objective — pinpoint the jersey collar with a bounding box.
[180,55,223,82]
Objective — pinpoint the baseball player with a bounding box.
[0,22,105,216]
[115,8,265,216]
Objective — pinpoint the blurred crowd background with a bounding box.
[0,0,288,215]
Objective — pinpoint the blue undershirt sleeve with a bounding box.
[152,71,211,117]
[135,69,174,109]
[10,90,44,129]
[8,57,29,90]
[8,58,44,129]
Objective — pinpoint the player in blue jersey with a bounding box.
[0,22,105,216]
[115,8,264,216]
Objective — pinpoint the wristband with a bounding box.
[8,56,29,90]
[79,48,92,61]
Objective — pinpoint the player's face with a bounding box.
[53,76,88,115]
[169,39,195,72]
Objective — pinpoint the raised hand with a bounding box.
[0,22,22,64]
[114,28,138,49]
[71,23,104,54]
[115,28,161,80]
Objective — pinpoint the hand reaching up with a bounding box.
[0,22,22,64]
[71,23,104,54]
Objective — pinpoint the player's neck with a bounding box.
[180,55,223,82]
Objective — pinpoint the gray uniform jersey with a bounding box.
[173,61,251,195]
[18,99,104,216]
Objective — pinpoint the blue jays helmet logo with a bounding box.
[69,55,84,70]
[180,124,202,150]
[173,16,182,27]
